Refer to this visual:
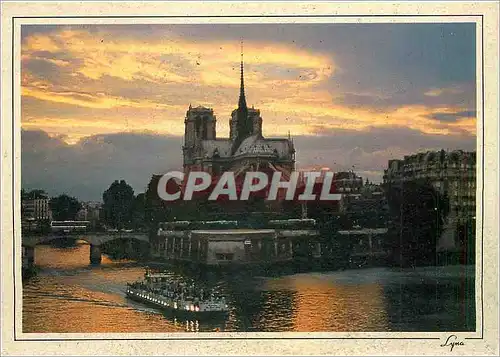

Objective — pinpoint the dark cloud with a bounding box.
[428,110,476,122]
[22,130,182,201]
[291,126,475,185]
[335,81,476,112]
[157,22,475,97]
[30,50,82,64]
[22,128,475,201]
[300,126,475,153]
[22,25,63,40]
[22,97,98,119]
[22,58,62,80]
[320,23,475,95]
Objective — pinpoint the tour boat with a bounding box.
[126,271,229,316]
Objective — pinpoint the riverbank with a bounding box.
[143,255,475,281]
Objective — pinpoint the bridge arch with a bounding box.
[23,232,150,246]
[22,232,151,265]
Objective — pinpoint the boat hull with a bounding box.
[125,288,229,319]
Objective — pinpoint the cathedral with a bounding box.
[182,56,295,180]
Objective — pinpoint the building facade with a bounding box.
[22,198,52,221]
[76,201,102,225]
[383,150,476,223]
[182,57,295,178]
[332,171,364,194]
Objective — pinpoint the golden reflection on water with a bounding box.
[25,244,390,333]
[23,244,228,333]
[23,244,472,333]
[263,275,389,332]
[23,290,183,333]
[34,241,114,268]
[23,245,181,333]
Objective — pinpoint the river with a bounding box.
[23,242,475,333]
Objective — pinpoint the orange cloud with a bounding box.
[22,85,185,111]
[21,26,475,145]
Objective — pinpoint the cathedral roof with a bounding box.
[233,135,293,158]
[234,135,275,157]
[201,140,232,158]
[196,136,294,160]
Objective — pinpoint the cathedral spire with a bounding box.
[231,41,252,154]
[238,41,247,110]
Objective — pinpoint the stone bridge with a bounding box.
[22,232,150,266]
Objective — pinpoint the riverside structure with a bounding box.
[151,219,322,268]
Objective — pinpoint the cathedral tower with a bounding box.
[183,105,216,169]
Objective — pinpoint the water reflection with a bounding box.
[22,243,475,333]
[283,276,389,331]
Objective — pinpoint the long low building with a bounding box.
[153,222,322,267]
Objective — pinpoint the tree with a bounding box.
[130,193,146,230]
[22,189,48,200]
[49,194,82,221]
[144,174,197,225]
[102,180,135,229]
[385,179,450,267]
[144,175,172,226]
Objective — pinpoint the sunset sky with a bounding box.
[21,23,476,201]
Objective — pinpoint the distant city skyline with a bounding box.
[21,23,476,201]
